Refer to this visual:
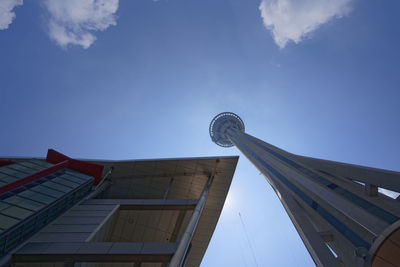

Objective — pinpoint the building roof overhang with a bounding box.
[5,155,239,266]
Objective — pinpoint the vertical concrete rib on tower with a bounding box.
[210,112,400,267]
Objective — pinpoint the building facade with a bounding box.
[209,112,400,267]
[0,149,238,267]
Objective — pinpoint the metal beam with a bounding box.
[294,155,400,193]
[84,180,112,201]
[115,172,211,179]
[13,242,176,263]
[275,182,340,267]
[83,199,198,210]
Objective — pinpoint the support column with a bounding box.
[365,184,378,197]
[168,173,214,267]
[164,177,174,199]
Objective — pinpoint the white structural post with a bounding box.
[169,174,214,267]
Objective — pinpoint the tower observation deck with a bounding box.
[210,112,400,267]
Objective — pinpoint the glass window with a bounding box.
[17,190,36,199]
[2,196,44,211]
[19,198,45,211]
[1,206,33,220]
[0,214,19,229]
[19,190,56,204]
[19,161,43,171]
[7,164,35,175]
[59,174,85,185]
[51,177,80,188]
[0,167,25,178]
[0,202,10,212]
[0,176,19,184]
[30,185,65,198]
[0,176,93,257]
[1,196,22,206]
[66,170,93,181]
[28,159,53,168]
[41,181,71,193]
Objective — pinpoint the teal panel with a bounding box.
[0,166,94,256]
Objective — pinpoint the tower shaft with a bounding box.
[225,128,400,266]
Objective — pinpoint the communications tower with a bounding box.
[209,112,400,267]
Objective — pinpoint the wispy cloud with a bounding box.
[259,0,353,49]
[0,0,23,30]
[43,0,119,49]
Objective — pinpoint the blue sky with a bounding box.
[1,0,400,266]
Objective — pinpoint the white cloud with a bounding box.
[259,0,352,49]
[0,0,23,30]
[43,0,119,49]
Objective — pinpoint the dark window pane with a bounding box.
[0,176,19,184]
[42,181,71,193]
[0,172,9,179]
[7,164,35,175]
[1,206,33,220]
[0,201,11,212]
[29,159,53,168]
[66,170,93,181]
[3,196,45,211]
[52,177,80,188]
[60,174,86,184]
[30,185,65,198]
[19,161,43,171]
[20,191,56,204]
[0,214,19,229]
[0,167,26,178]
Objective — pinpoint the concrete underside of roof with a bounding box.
[7,156,239,267]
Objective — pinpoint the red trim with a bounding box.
[46,149,104,185]
[0,149,104,194]
[0,159,15,167]
[0,160,69,194]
